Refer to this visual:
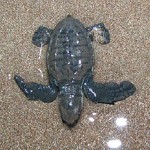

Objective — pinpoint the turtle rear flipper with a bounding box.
[32,26,53,47]
[83,73,136,104]
[86,23,110,44]
[14,75,58,103]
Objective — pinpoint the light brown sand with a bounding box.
[1,0,149,149]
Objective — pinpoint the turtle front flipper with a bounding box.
[83,73,136,104]
[14,75,58,103]
[86,23,110,44]
[32,26,53,47]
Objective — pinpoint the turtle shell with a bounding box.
[47,16,94,83]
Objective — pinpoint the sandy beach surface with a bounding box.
[1,0,149,149]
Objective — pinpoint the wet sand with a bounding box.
[1,0,149,149]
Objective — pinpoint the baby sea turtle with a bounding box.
[14,15,136,127]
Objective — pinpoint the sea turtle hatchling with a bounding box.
[14,15,136,127]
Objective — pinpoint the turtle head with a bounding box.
[58,93,83,127]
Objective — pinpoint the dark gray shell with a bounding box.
[47,17,94,83]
